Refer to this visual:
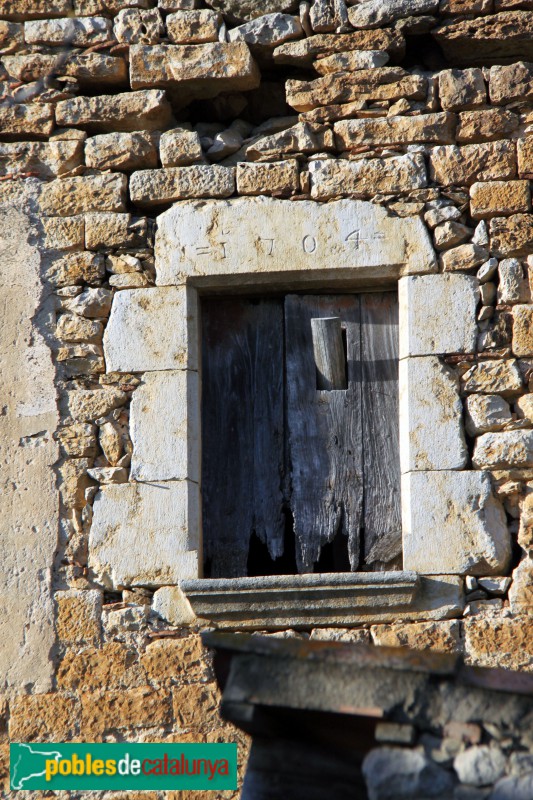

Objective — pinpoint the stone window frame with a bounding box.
[91,196,510,628]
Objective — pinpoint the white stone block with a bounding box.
[473,430,533,469]
[402,471,511,575]
[464,394,512,435]
[155,196,437,287]
[89,480,199,588]
[130,370,199,482]
[152,585,196,625]
[400,356,467,472]
[399,273,478,358]
[103,286,198,372]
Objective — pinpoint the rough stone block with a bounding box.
[399,274,478,357]
[461,359,523,396]
[309,153,427,199]
[85,131,158,172]
[246,121,333,160]
[2,52,128,86]
[429,141,516,186]
[236,160,300,196]
[228,12,303,46]
[465,395,512,436]
[464,616,533,670]
[400,356,467,473]
[56,89,172,133]
[24,16,112,46]
[434,12,533,66]
[142,636,208,683]
[155,197,437,287]
[130,370,199,483]
[348,0,438,28]
[509,558,533,613]
[440,243,488,272]
[490,214,533,258]
[104,287,198,372]
[498,258,526,304]
[55,588,102,646]
[57,641,145,692]
[159,128,203,166]
[45,251,105,287]
[512,305,533,356]
[517,137,533,177]
[403,471,511,575]
[0,0,72,19]
[272,29,405,66]
[89,481,199,588]
[470,180,530,219]
[129,43,260,104]
[314,49,390,75]
[114,7,163,44]
[85,212,145,250]
[152,586,196,626]
[40,174,127,216]
[438,68,486,111]
[473,431,533,469]
[456,109,519,144]
[363,747,454,800]
[9,694,80,742]
[129,165,235,206]
[43,216,85,252]
[371,620,462,654]
[166,10,221,43]
[0,102,54,138]
[81,687,171,735]
[0,141,82,180]
[490,60,533,105]
[334,112,455,149]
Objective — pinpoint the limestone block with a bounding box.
[85,213,147,251]
[498,258,524,304]
[130,370,199,483]
[40,174,127,216]
[273,30,405,66]
[517,394,533,423]
[456,109,519,144]
[9,694,80,741]
[334,113,455,149]
[24,16,112,46]
[129,165,235,206]
[518,137,533,177]
[76,0,152,10]
[63,388,128,423]
[400,357,467,473]
[363,748,454,800]
[402,471,511,575]
[438,68,486,111]
[370,620,461,654]
[465,395,512,436]
[44,252,105,287]
[348,0,438,28]
[228,13,303,46]
[461,360,523,396]
[470,181,530,219]
[0,141,82,180]
[440,243,488,272]
[56,314,103,344]
[288,71,427,113]
[43,216,85,252]
[490,215,533,258]
[309,153,427,199]
[58,457,94,510]
[56,90,172,133]
[464,616,533,671]
[155,197,437,287]
[0,0,72,19]
[85,131,158,172]
[314,49,390,74]
[0,20,22,47]
[429,141,516,186]
[0,102,54,138]
[490,60,533,105]
[104,287,198,372]
[159,129,203,167]
[399,274,478,357]
[129,43,261,103]
[152,586,196,626]
[434,12,533,65]
[89,481,199,588]
[454,746,507,787]
[114,8,163,44]
[64,287,112,318]
[433,221,471,251]
[55,423,98,458]
[246,121,333,159]
[473,431,533,469]
[237,160,300,196]
[513,305,533,357]
[206,0,297,23]
[2,52,128,86]
[167,10,221,43]
[55,589,102,646]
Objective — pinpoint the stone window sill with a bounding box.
[180,572,464,630]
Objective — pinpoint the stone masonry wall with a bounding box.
[2,0,533,798]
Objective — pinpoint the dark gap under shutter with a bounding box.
[201,297,285,578]
[285,294,363,573]
[360,292,402,571]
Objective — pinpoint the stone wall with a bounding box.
[1,0,533,798]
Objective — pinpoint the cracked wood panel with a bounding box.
[285,294,363,573]
[201,297,285,578]
[360,292,401,570]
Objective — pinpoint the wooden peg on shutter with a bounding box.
[311,317,347,390]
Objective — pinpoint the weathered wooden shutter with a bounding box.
[201,291,400,578]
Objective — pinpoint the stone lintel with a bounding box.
[181,572,464,630]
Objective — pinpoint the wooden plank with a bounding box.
[285,295,363,573]
[311,317,347,391]
[360,292,401,570]
[201,298,285,578]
